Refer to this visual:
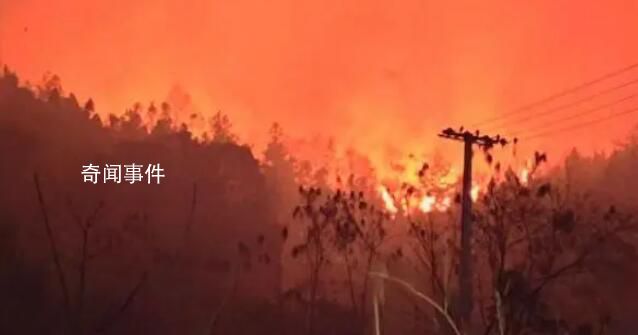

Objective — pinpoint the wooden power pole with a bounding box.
[438,127,508,332]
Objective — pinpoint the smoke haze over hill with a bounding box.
[2,0,638,170]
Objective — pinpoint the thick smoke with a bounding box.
[2,0,638,169]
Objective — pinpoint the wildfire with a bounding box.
[437,196,452,212]
[378,186,398,214]
[471,184,481,202]
[376,164,534,216]
[520,167,530,185]
[375,169,545,215]
[378,186,454,214]
[419,195,437,213]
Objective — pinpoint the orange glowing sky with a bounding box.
[1,0,638,170]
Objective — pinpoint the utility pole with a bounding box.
[438,127,508,332]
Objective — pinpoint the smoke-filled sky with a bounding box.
[2,0,638,171]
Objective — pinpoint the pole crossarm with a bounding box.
[438,127,509,149]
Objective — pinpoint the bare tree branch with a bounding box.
[95,271,148,334]
[34,173,74,334]
[207,264,241,335]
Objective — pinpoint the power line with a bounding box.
[522,105,638,141]
[486,77,638,133]
[508,92,638,138]
[471,62,638,127]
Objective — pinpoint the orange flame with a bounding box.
[419,195,437,213]
[376,164,537,215]
[378,186,398,214]
[520,167,530,185]
[377,186,454,215]
[471,184,481,202]
[436,195,452,212]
